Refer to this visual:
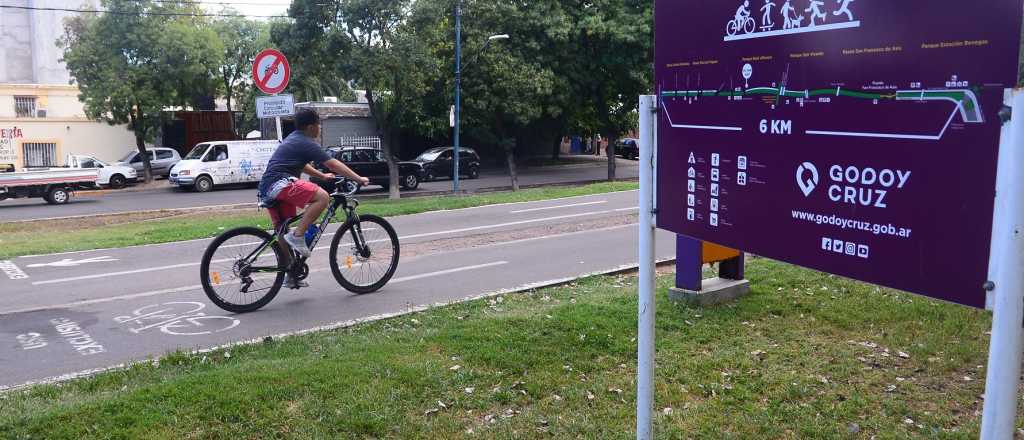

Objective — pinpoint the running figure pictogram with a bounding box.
[760,0,777,30]
[804,0,827,27]
[833,0,854,21]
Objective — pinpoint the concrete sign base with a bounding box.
[669,278,750,307]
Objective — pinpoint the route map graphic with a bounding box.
[655,0,1023,308]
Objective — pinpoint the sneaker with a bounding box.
[283,232,311,258]
[285,275,309,289]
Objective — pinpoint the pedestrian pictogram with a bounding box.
[252,49,291,95]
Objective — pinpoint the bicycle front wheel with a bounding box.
[201,227,286,313]
[329,214,400,294]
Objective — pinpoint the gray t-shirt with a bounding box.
[258,131,331,200]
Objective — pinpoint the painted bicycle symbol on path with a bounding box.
[114,302,241,336]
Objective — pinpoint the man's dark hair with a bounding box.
[295,108,320,130]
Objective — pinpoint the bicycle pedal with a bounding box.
[285,278,309,289]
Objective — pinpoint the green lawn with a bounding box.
[1,258,1009,439]
[0,182,637,259]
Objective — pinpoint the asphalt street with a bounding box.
[0,189,675,389]
[0,159,638,222]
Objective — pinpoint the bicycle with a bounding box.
[200,178,400,313]
[726,15,756,36]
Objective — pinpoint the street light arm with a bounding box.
[463,35,510,73]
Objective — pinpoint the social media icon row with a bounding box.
[821,237,869,259]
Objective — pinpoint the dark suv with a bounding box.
[411,147,481,181]
[314,146,423,191]
[610,138,640,160]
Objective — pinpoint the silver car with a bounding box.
[116,147,182,178]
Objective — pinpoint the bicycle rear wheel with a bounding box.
[201,227,286,313]
[329,214,399,294]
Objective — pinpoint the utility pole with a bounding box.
[453,0,463,193]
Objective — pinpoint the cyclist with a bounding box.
[258,108,369,266]
[734,0,751,27]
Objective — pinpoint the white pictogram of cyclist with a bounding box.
[114,302,240,336]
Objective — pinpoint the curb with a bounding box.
[0,258,675,394]
[4,177,639,225]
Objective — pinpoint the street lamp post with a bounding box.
[453,2,508,192]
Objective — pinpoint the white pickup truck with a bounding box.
[0,157,101,205]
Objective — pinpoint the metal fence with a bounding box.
[338,135,381,150]
[22,142,57,168]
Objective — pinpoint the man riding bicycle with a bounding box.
[258,108,369,274]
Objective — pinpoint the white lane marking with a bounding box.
[27,210,623,286]
[615,207,639,212]
[31,263,200,286]
[507,200,602,213]
[390,261,507,284]
[15,191,639,260]
[4,224,639,315]
[5,262,508,316]
[0,260,29,280]
[26,256,119,268]
[398,209,619,241]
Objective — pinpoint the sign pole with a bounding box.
[275,115,283,142]
[980,89,1024,440]
[636,94,657,440]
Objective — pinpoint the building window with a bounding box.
[23,143,57,168]
[14,97,37,118]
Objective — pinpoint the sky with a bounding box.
[198,0,291,19]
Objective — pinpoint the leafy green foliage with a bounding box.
[59,0,222,180]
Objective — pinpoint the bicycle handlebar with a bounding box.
[334,177,362,197]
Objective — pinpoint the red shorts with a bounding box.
[267,180,319,227]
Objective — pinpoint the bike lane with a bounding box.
[0,190,638,312]
[0,217,673,390]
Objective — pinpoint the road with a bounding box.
[0,159,639,222]
[0,189,675,390]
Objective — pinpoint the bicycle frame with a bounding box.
[239,182,367,276]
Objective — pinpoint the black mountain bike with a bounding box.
[200,178,400,313]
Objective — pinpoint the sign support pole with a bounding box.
[980,89,1024,440]
[637,94,657,440]
[275,115,283,142]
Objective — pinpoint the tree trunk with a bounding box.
[552,136,562,160]
[130,110,153,182]
[383,130,401,200]
[606,134,617,181]
[505,146,519,192]
[365,88,400,200]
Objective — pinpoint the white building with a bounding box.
[0,0,135,171]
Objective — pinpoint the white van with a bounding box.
[169,140,279,192]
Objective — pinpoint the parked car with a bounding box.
[411,146,481,182]
[609,138,640,160]
[116,147,181,178]
[313,146,422,191]
[66,154,138,189]
[169,140,279,192]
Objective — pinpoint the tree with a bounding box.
[561,0,653,180]
[279,0,436,199]
[212,12,268,136]
[425,0,570,191]
[60,0,221,181]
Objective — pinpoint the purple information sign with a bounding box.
[655,0,1022,308]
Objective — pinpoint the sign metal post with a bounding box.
[636,94,657,440]
[980,90,1024,440]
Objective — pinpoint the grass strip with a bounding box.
[0,258,1004,439]
[0,181,637,259]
